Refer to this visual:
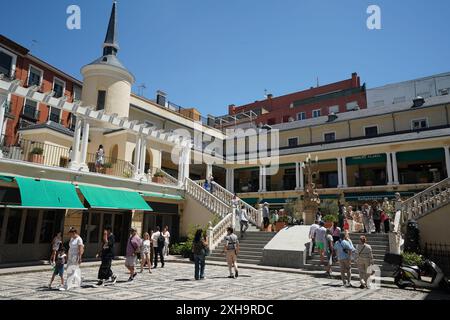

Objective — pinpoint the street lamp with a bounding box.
[302,155,321,224]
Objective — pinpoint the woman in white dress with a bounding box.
[140,232,152,273]
[66,227,84,290]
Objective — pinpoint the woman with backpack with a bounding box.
[192,229,209,280]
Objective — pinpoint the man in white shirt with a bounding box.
[309,220,320,257]
[163,226,171,256]
[151,226,165,268]
[239,205,249,238]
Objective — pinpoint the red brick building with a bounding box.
[222,73,366,127]
[0,34,82,145]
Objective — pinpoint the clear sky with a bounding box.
[2,0,449,116]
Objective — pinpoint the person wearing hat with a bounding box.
[125,227,142,282]
[262,202,270,230]
[66,227,84,290]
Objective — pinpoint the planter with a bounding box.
[324,221,333,229]
[275,222,287,232]
[104,167,113,175]
[29,154,44,164]
[152,176,165,184]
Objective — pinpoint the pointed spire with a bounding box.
[103,1,119,56]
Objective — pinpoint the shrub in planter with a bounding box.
[29,147,44,163]
[401,252,424,267]
[152,170,166,183]
[31,147,44,155]
[102,162,113,174]
[323,214,338,228]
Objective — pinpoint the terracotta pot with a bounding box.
[30,154,44,164]
[152,176,165,184]
[275,221,287,232]
[324,221,333,229]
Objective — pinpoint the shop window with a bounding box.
[22,210,39,244]
[89,213,101,243]
[40,210,63,244]
[5,209,23,244]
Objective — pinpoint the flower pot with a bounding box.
[29,154,44,164]
[152,176,165,184]
[104,167,113,175]
[275,222,287,232]
[324,221,333,229]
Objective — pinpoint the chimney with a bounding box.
[351,72,358,87]
[156,90,167,107]
[267,93,273,99]
[412,96,425,108]
[228,104,236,115]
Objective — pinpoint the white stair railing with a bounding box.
[185,178,231,218]
[401,177,450,223]
[207,213,234,251]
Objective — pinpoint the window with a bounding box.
[89,213,100,243]
[53,78,65,98]
[364,126,378,137]
[312,109,321,118]
[288,137,298,147]
[5,209,23,244]
[0,50,13,77]
[328,105,339,114]
[28,66,43,87]
[412,119,428,130]
[346,101,359,111]
[324,132,336,142]
[97,90,106,110]
[73,85,82,102]
[70,114,77,131]
[49,107,61,123]
[39,210,63,243]
[23,99,39,120]
[22,210,39,244]
[297,112,306,121]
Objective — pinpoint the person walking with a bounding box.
[314,221,327,265]
[152,226,165,268]
[239,205,249,238]
[50,232,62,266]
[223,227,239,279]
[96,226,117,286]
[140,232,152,274]
[66,227,84,290]
[262,202,270,230]
[95,145,105,173]
[334,233,355,287]
[163,226,171,256]
[356,235,374,289]
[325,229,334,278]
[362,203,371,234]
[338,201,345,229]
[372,201,382,233]
[48,243,66,289]
[308,220,320,257]
[330,221,341,243]
[192,229,208,280]
[125,227,141,282]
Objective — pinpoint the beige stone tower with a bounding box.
[80,1,134,118]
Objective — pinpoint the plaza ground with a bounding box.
[0,260,448,300]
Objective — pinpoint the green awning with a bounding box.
[318,194,340,199]
[240,198,259,205]
[142,192,184,201]
[14,176,85,209]
[79,185,153,211]
[346,153,386,165]
[345,191,416,201]
[396,148,444,162]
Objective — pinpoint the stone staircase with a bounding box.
[208,226,276,265]
[304,233,395,276]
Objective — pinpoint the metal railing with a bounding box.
[185,178,231,218]
[86,153,134,178]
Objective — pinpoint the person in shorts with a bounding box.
[314,221,327,265]
[125,227,142,282]
[48,244,66,289]
[222,227,240,278]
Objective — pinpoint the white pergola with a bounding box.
[0,77,192,184]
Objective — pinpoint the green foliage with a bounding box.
[123,171,132,178]
[153,170,165,178]
[401,252,424,267]
[30,147,44,155]
[323,214,338,223]
[278,215,289,223]
[320,199,338,216]
[103,162,113,168]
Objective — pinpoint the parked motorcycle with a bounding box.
[384,253,450,292]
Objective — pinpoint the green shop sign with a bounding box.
[346,153,386,165]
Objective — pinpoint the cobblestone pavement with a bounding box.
[0,263,448,300]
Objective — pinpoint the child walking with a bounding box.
[49,244,66,290]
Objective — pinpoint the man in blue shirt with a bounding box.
[334,233,355,287]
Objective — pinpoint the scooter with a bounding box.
[385,254,450,291]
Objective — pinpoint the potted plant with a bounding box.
[417,171,429,184]
[103,162,113,175]
[29,147,44,164]
[362,170,376,186]
[275,215,289,232]
[323,214,338,228]
[152,170,165,184]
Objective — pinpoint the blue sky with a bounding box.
[2,0,449,116]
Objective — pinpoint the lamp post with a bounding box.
[302,154,321,225]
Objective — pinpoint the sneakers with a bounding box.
[132,272,137,279]
[48,283,52,289]
[110,275,117,284]
[235,270,239,278]
[359,284,366,289]
[127,277,133,282]
[161,263,165,268]
[228,275,235,279]
[96,280,105,286]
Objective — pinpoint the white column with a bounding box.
[386,152,393,185]
[342,157,348,188]
[69,117,82,170]
[177,149,184,185]
[261,166,267,192]
[0,93,7,158]
[444,146,450,178]
[139,137,147,175]
[226,168,234,193]
[299,161,305,190]
[183,147,190,181]
[79,120,90,172]
[295,162,300,190]
[337,157,342,188]
[133,136,142,178]
[392,152,399,185]
[206,164,213,181]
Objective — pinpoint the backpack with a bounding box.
[157,233,165,248]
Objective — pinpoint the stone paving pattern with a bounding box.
[0,262,449,300]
